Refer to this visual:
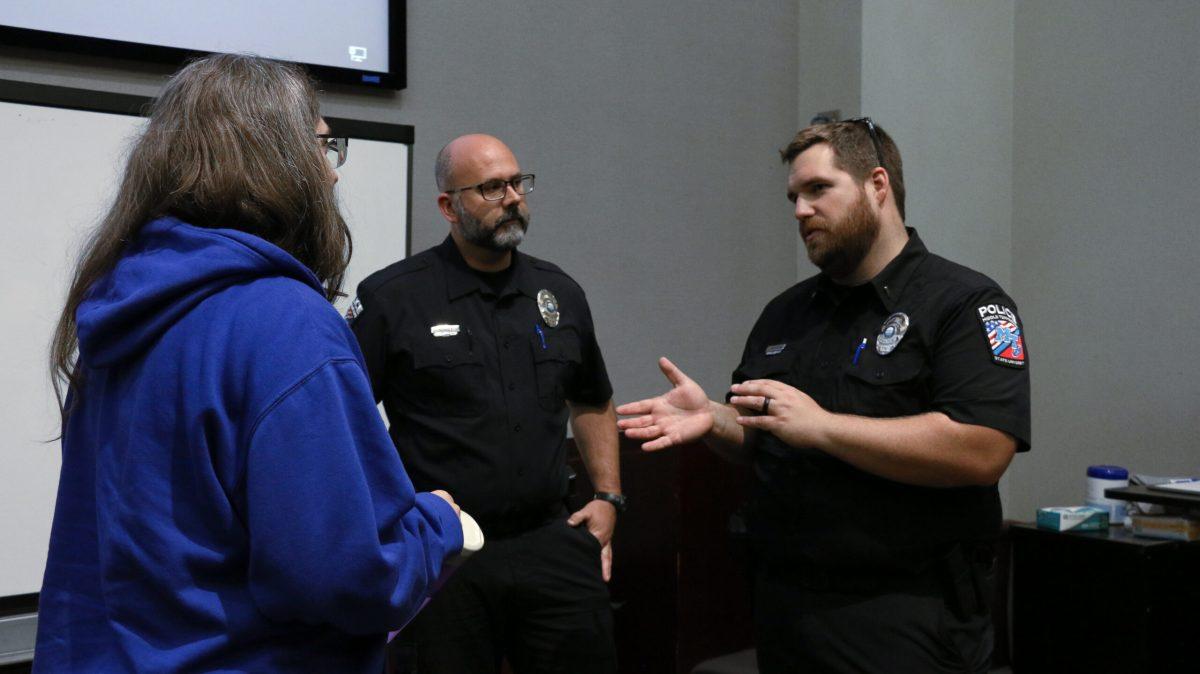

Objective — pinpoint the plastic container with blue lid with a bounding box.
[1086,464,1129,523]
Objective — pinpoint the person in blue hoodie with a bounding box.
[35,53,464,673]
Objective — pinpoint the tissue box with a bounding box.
[1129,514,1200,542]
[1036,506,1109,532]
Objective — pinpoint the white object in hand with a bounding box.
[459,510,485,555]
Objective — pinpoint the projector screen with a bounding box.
[0,79,413,602]
[0,0,404,88]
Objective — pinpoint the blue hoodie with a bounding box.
[34,216,463,673]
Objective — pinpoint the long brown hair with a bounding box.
[50,53,351,422]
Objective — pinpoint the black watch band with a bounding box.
[593,491,627,514]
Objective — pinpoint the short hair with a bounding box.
[434,142,454,192]
[781,120,906,220]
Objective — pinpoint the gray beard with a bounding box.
[490,221,526,249]
[457,204,529,251]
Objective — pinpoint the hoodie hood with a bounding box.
[77,216,326,368]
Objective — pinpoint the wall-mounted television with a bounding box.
[0,0,405,90]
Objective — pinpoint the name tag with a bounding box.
[430,324,460,337]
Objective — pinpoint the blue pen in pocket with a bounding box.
[851,338,868,366]
[535,324,547,350]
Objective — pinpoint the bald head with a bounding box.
[435,134,518,192]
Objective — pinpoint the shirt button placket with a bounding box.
[492,310,522,492]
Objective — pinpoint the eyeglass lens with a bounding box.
[321,137,347,169]
[480,175,534,200]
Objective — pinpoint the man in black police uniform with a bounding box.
[348,134,621,674]
[618,119,1029,673]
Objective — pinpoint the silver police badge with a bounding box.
[536,289,560,327]
[875,312,910,356]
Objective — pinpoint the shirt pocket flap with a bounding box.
[739,350,797,380]
[411,335,482,370]
[531,330,582,364]
[845,353,924,386]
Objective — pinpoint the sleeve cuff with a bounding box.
[939,404,1031,453]
[416,492,465,556]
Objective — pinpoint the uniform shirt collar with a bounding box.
[436,235,539,301]
[868,227,927,311]
[814,227,928,311]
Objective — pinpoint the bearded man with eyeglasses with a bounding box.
[349,134,620,674]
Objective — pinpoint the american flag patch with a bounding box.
[344,296,363,322]
[977,303,1025,368]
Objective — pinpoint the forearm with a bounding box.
[815,411,1016,487]
[570,400,621,493]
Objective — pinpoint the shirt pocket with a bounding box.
[408,334,487,417]
[531,327,583,412]
[842,349,929,417]
[729,350,797,409]
[738,350,797,381]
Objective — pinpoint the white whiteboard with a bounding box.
[0,89,410,598]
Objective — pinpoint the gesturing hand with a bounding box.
[616,357,714,451]
[728,379,832,449]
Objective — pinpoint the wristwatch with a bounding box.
[593,491,627,514]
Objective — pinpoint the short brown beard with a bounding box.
[804,188,879,280]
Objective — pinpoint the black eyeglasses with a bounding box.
[317,134,349,169]
[445,174,535,201]
[845,117,886,170]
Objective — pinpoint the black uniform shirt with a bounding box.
[732,229,1030,572]
[349,237,612,532]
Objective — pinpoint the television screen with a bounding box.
[0,0,404,89]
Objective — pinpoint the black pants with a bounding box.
[753,550,995,674]
[390,517,616,674]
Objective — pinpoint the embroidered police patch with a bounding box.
[344,296,363,322]
[977,303,1025,368]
